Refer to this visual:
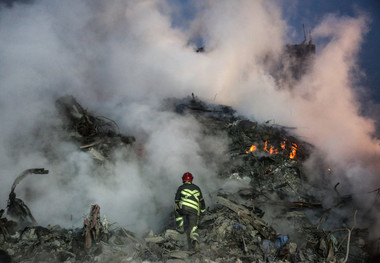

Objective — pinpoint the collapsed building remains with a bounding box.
[0,95,378,263]
[55,95,135,163]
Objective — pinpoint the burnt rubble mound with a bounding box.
[55,95,136,163]
[1,95,378,263]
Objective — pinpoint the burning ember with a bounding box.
[289,143,297,159]
[264,141,279,155]
[246,145,257,153]
[246,141,297,159]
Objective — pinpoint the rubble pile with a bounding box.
[0,95,376,262]
[0,222,155,263]
[0,203,370,263]
[55,95,136,162]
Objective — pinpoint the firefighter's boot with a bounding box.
[191,240,199,250]
[176,225,184,234]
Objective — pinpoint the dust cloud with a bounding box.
[0,0,378,236]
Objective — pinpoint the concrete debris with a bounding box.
[0,96,376,262]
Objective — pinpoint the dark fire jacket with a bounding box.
[175,181,206,215]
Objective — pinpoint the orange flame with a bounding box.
[289,143,297,159]
[264,141,278,155]
[246,144,257,153]
[265,168,272,176]
[246,141,297,160]
[269,147,273,154]
[264,141,268,152]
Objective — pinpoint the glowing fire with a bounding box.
[264,141,279,155]
[246,141,297,159]
[289,143,297,159]
[246,145,257,153]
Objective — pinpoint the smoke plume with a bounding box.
[0,0,379,237]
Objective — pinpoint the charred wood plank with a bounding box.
[291,202,322,208]
[255,200,322,209]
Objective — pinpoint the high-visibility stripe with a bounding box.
[181,190,200,202]
[182,189,199,195]
[190,232,199,238]
[181,189,200,201]
[179,186,204,214]
[179,201,199,212]
[181,197,199,207]
[190,226,199,240]
[180,198,199,206]
[180,189,201,209]
[181,191,191,198]
[175,216,184,227]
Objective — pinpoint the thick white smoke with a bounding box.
[0,0,378,237]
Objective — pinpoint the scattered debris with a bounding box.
[55,95,136,162]
[0,96,376,262]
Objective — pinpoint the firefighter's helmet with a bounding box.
[182,172,193,182]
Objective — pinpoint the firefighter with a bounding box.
[174,172,206,249]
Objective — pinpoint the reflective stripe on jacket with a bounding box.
[175,182,206,215]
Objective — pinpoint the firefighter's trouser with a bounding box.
[175,205,199,241]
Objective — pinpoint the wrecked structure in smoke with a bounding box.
[267,26,317,88]
[0,95,377,262]
[193,27,316,89]
[283,38,316,81]
[55,95,136,162]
